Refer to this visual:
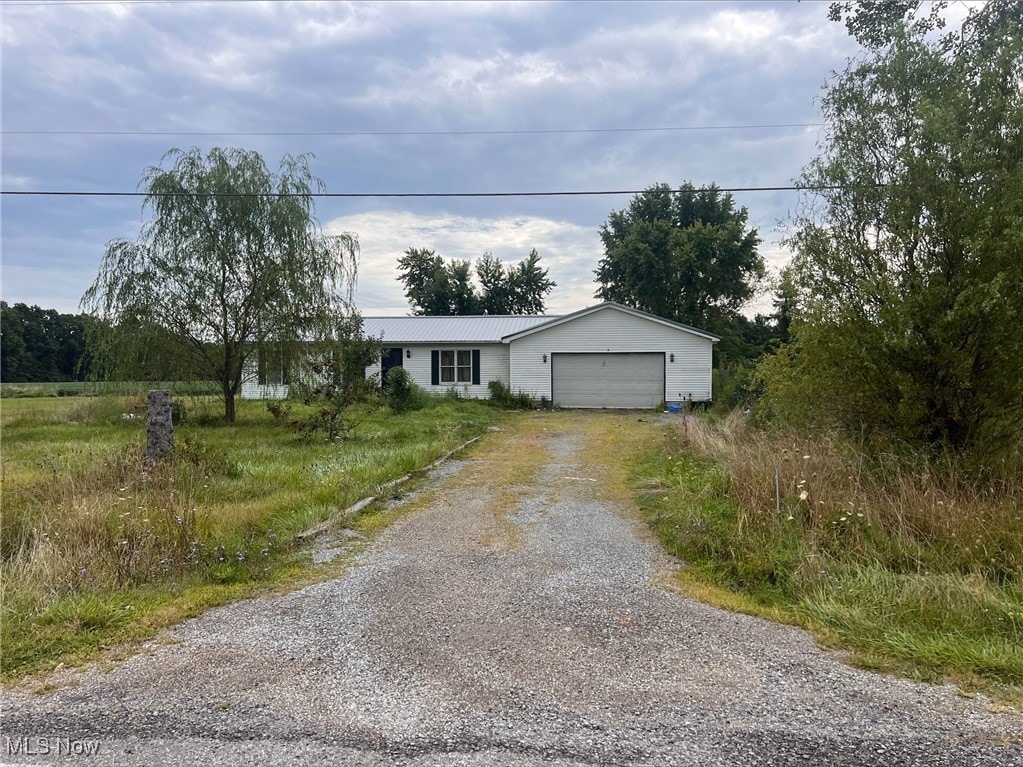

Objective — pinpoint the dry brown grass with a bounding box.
[680,413,1022,579]
[636,413,1023,697]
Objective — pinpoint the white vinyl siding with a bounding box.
[366,343,510,399]
[240,357,291,400]
[242,304,715,403]
[240,380,290,400]
[508,305,713,403]
[552,353,664,408]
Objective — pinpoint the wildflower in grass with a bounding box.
[799,491,809,501]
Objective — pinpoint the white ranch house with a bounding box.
[242,302,718,409]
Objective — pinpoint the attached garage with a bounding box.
[551,352,664,409]
[505,302,718,408]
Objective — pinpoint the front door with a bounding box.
[381,347,403,386]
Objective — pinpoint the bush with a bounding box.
[265,399,292,426]
[487,380,535,409]
[384,368,426,413]
[712,364,756,412]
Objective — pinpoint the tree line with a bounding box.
[397,184,786,367]
[0,302,90,383]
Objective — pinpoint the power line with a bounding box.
[3,123,822,138]
[2,0,842,6]
[1,186,832,198]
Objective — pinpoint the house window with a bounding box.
[257,350,290,386]
[440,350,472,383]
[431,349,481,386]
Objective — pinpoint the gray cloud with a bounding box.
[2,1,861,316]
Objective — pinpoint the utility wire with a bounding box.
[2,186,835,198]
[3,123,822,138]
[3,0,842,6]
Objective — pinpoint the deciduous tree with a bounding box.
[0,302,89,382]
[759,0,1023,455]
[81,147,360,422]
[594,183,764,353]
[396,248,555,315]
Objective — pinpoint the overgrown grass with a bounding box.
[1,395,499,680]
[634,413,1023,700]
[0,380,219,399]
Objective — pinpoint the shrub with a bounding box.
[487,380,535,409]
[384,368,426,413]
[265,399,292,426]
[294,343,381,442]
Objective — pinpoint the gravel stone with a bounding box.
[2,414,1020,766]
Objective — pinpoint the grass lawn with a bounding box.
[1,394,501,681]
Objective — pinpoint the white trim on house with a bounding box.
[500,302,720,343]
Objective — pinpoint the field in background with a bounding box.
[1,380,221,398]
[1,394,499,679]
[634,413,1023,701]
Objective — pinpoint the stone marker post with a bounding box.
[145,390,174,466]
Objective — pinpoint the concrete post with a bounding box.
[145,390,174,466]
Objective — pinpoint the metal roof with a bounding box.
[362,315,558,344]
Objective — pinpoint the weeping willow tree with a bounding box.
[81,147,359,422]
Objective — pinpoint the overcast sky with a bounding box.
[2,0,877,317]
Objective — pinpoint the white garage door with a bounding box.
[552,353,664,409]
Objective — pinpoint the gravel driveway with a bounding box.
[2,413,1021,766]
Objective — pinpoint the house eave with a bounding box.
[500,302,721,343]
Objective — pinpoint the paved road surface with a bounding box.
[3,414,1021,766]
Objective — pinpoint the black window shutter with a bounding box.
[431,350,440,386]
[471,349,481,385]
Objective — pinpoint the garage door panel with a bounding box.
[552,353,663,408]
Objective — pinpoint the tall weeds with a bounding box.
[691,413,1022,582]
[640,413,1023,691]
[2,441,226,603]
